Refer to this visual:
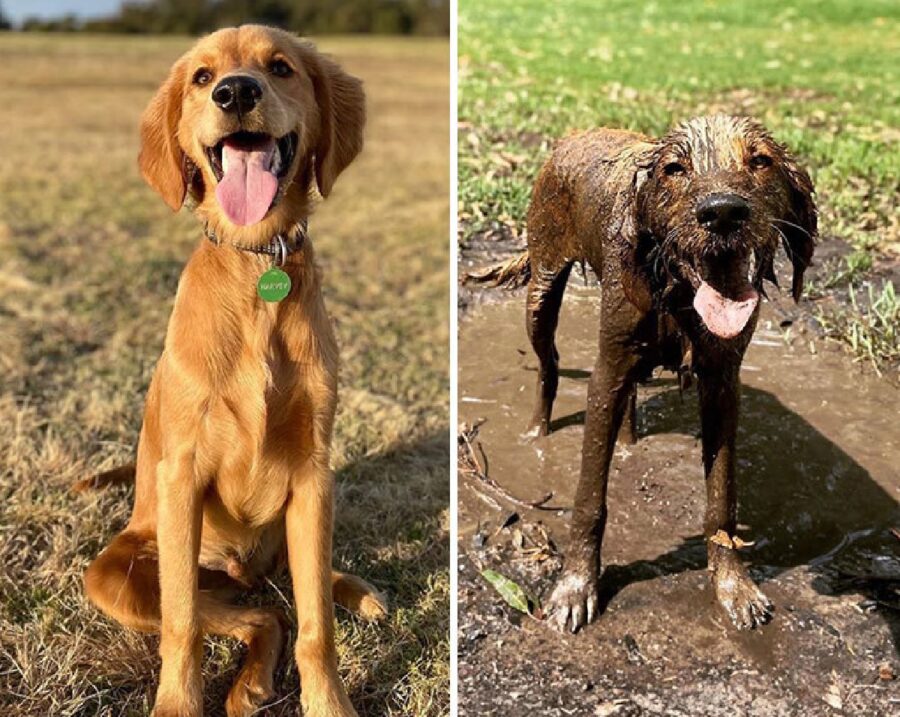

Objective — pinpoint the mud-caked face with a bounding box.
[636,115,815,340]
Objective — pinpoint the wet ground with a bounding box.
[457,257,900,715]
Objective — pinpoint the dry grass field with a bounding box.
[0,33,449,716]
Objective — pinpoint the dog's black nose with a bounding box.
[696,193,751,234]
[211,75,263,114]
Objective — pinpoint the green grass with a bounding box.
[0,33,449,716]
[816,280,899,372]
[459,0,899,255]
[808,250,874,293]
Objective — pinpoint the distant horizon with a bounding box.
[2,0,124,24]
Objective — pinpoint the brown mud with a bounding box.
[457,260,899,715]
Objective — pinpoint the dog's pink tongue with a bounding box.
[215,140,278,226]
[693,281,759,339]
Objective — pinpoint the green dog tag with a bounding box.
[257,267,292,302]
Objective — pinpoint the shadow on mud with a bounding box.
[553,382,900,655]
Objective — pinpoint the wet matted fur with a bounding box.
[475,115,817,633]
[78,26,386,717]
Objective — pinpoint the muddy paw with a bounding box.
[713,559,774,630]
[547,571,599,633]
[521,421,548,442]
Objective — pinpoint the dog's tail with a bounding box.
[72,463,136,493]
[464,251,531,289]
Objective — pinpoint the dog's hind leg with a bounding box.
[83,531,163,635]
[205,600,285,717]
[332,570,387,620]
[525,259,574,438]
[84,531,285,717]
[697,359,774,630]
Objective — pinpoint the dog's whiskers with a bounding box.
[772,217,813,240]
[770,223,795,261]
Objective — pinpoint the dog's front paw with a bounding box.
[712,553,774,630]
[547,570,599,633]
[151,693,202,717]
[521,421,548,442]
[302,689,359,717]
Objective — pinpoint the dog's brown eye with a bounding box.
[664,162,686,177]
[749,154,773,170]
[270,59,293,78]
[193,68,213,86]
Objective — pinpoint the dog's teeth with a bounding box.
[221,149,229,174]
[271,145,282,174]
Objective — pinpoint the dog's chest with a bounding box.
[203,349,316,528]
[216,451,290,526]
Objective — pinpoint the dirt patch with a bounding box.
[457,272,900,714]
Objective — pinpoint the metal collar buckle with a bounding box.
[272,234,288,267]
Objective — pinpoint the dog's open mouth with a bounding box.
[205,131,297,226]
[684,252,760,340]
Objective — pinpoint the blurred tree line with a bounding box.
[8,0,449,35]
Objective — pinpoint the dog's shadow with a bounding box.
[204,431,449,717]
[554,382,900,653]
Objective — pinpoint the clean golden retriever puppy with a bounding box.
[79,25,385,717]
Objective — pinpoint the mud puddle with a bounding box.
[458,285,899,716]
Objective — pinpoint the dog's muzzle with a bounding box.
[696,193,751,236]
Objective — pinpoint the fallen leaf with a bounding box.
[481,569,540,616]
[823,683,842,710]
[595,701,624,716]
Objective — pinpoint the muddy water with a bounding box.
[458,286,900,715]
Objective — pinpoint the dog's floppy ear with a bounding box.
[618,152,655,313]
[138,55,188,211]
[307,52,366,197]
[778,150,818,301]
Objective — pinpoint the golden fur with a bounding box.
[81,25,384,717]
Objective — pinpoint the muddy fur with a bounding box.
[484,115,817,634]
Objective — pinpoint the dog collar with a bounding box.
[204,219,308,268]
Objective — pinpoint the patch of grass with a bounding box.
[823,250,875,289]
[816,280,900,373]
[459,0,899,258]
[0,34,448,716]
[806,249,874,297]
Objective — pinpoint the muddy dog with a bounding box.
[77,26,385,717]
[480,115,816,633]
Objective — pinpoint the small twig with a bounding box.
[464,482,502,511]
[458,421,564,511]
